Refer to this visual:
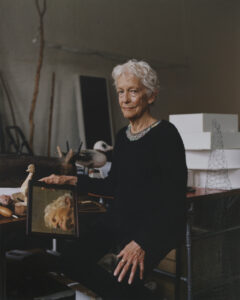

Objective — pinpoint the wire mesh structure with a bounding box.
[205,120,232,191]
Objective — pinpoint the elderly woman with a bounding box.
[41,59,187,299]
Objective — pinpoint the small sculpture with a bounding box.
[93,140,113,153]
[20,164,35,203]
[93,140,113,178]
[75,149,107,169]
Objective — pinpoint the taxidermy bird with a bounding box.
[75,149,107,169]
[93,140,113,178]
[20,164,35,203]
[93,140,113,162]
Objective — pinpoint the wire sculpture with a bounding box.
[205,120,232,191]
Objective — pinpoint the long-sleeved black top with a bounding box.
[78,120,187,254]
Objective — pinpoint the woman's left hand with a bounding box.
[113,240,145,285]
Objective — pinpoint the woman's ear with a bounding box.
[147,93,156,105]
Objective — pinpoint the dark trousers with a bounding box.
[58,216,172,300]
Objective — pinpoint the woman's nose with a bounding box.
[121,92,130,103]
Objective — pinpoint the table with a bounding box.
[0,192,105,300]
[0,216,25,300]
[154,187,240,300]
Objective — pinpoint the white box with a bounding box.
[180,132,240,150]
[170,113,238,133]
[193,169,240,189]
[186,149,240,170]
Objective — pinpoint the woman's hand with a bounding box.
[39,174,77,186]
[113,240,145,285]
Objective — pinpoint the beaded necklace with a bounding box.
[126,120,161,141]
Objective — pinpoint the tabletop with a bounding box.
[1,187,240,226]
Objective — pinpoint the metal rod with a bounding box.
[192,225,240,241]
[153,268,187,282]
[186,206,193,300]
[52,238,57,252]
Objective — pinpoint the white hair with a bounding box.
[112,59,160,96]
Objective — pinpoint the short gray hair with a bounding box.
[112,59,159,96]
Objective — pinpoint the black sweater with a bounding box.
[78,120,187,254]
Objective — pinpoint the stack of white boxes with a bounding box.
[169,113,240,189]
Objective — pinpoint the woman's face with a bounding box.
[116,73,155,121]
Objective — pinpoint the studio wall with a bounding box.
[0,0,239,155]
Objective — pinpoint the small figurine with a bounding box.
[93,140,113,154]
[93,140,113,178]
[20,164,35,203]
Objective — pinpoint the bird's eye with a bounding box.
[102,143,107,149]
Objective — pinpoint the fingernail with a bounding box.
[114,272,116,276]
[118,278,121,282]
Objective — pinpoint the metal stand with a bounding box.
[175,247,181,300]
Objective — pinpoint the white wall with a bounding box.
[186,0,240,114]
[1,0,239,156]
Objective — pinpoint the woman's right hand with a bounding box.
[39,174,77,186]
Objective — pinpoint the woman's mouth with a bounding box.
[122,107,136,110]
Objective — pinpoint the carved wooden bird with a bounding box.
[20,164,35,203]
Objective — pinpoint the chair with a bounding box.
[5,126,33,155]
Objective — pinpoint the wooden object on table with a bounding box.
[20,164,35,203]
[14,202,27,216]
[0,206,13,218]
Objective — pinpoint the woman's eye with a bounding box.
[130,90,137,94]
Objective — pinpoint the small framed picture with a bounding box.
[27,181,79,238]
